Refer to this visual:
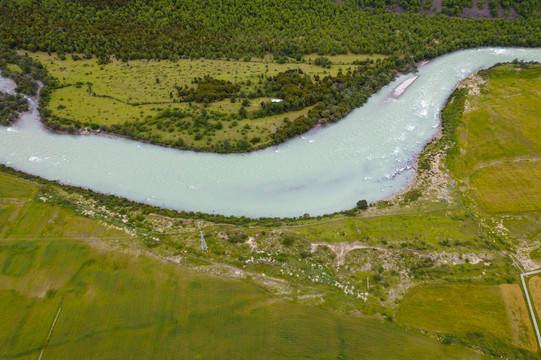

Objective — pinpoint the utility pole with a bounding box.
[200,231,208,251]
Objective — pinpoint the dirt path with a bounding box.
[470,157,541,175]
[38,306,62,360]
[311,241,384,266]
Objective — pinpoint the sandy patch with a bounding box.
[389,76,418,98]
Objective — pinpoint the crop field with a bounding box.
[0,173,488,359]
[470,161,541,213]
[442,63,541,268]
[529,276,541,321]
[448,64,541,179]
[396,284,537,353]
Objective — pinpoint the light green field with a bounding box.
[5,63,23,74]
[470,161,541,213]
[443,63,541,255]
[304,53,388,65]
[397,284,537,352]
[449,64,541,178]
[0,174,486,359]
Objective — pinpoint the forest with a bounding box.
[0,0,539,62]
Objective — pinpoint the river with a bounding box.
[1,47,540,217]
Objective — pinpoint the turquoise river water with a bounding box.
[1,47,540,217]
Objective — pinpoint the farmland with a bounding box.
[0,173,486,360]
[470,161,541,213]
[446,63,541,179]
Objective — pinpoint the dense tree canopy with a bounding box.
[0,92,28,125]
[0,0,539,62]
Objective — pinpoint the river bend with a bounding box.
[1,47,540,217]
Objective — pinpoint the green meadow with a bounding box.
[448,63,541,179]
[26,52,384,152]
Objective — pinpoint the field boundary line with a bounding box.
[469,157,541,177]
[478,88,540,104]
[37,306,62,360]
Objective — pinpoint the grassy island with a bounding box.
[27,51,394,152]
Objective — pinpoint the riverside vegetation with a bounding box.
[0,92,28,126]
[0,0,540,151]
[0,62,540,358]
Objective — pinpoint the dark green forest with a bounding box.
[0,0,539,62]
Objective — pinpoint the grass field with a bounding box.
[28,52,381,103]
[24,51,384,152]
[396,284,537,353]
[285,209,482,249]
[0,174,487,359]
[442,63,541,260]
[448,64,541,179]
[46,84,315,149]
[470,161,541,213]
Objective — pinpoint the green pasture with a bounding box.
[470,161,541,213]
[397,284,537,353]
[448,64,541,178]
[0,173,36,198]
[442,63,541,254]
[5,63,23,74]
[529,276,541,325]
[28,51,378,103]
[0,173,486,359]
